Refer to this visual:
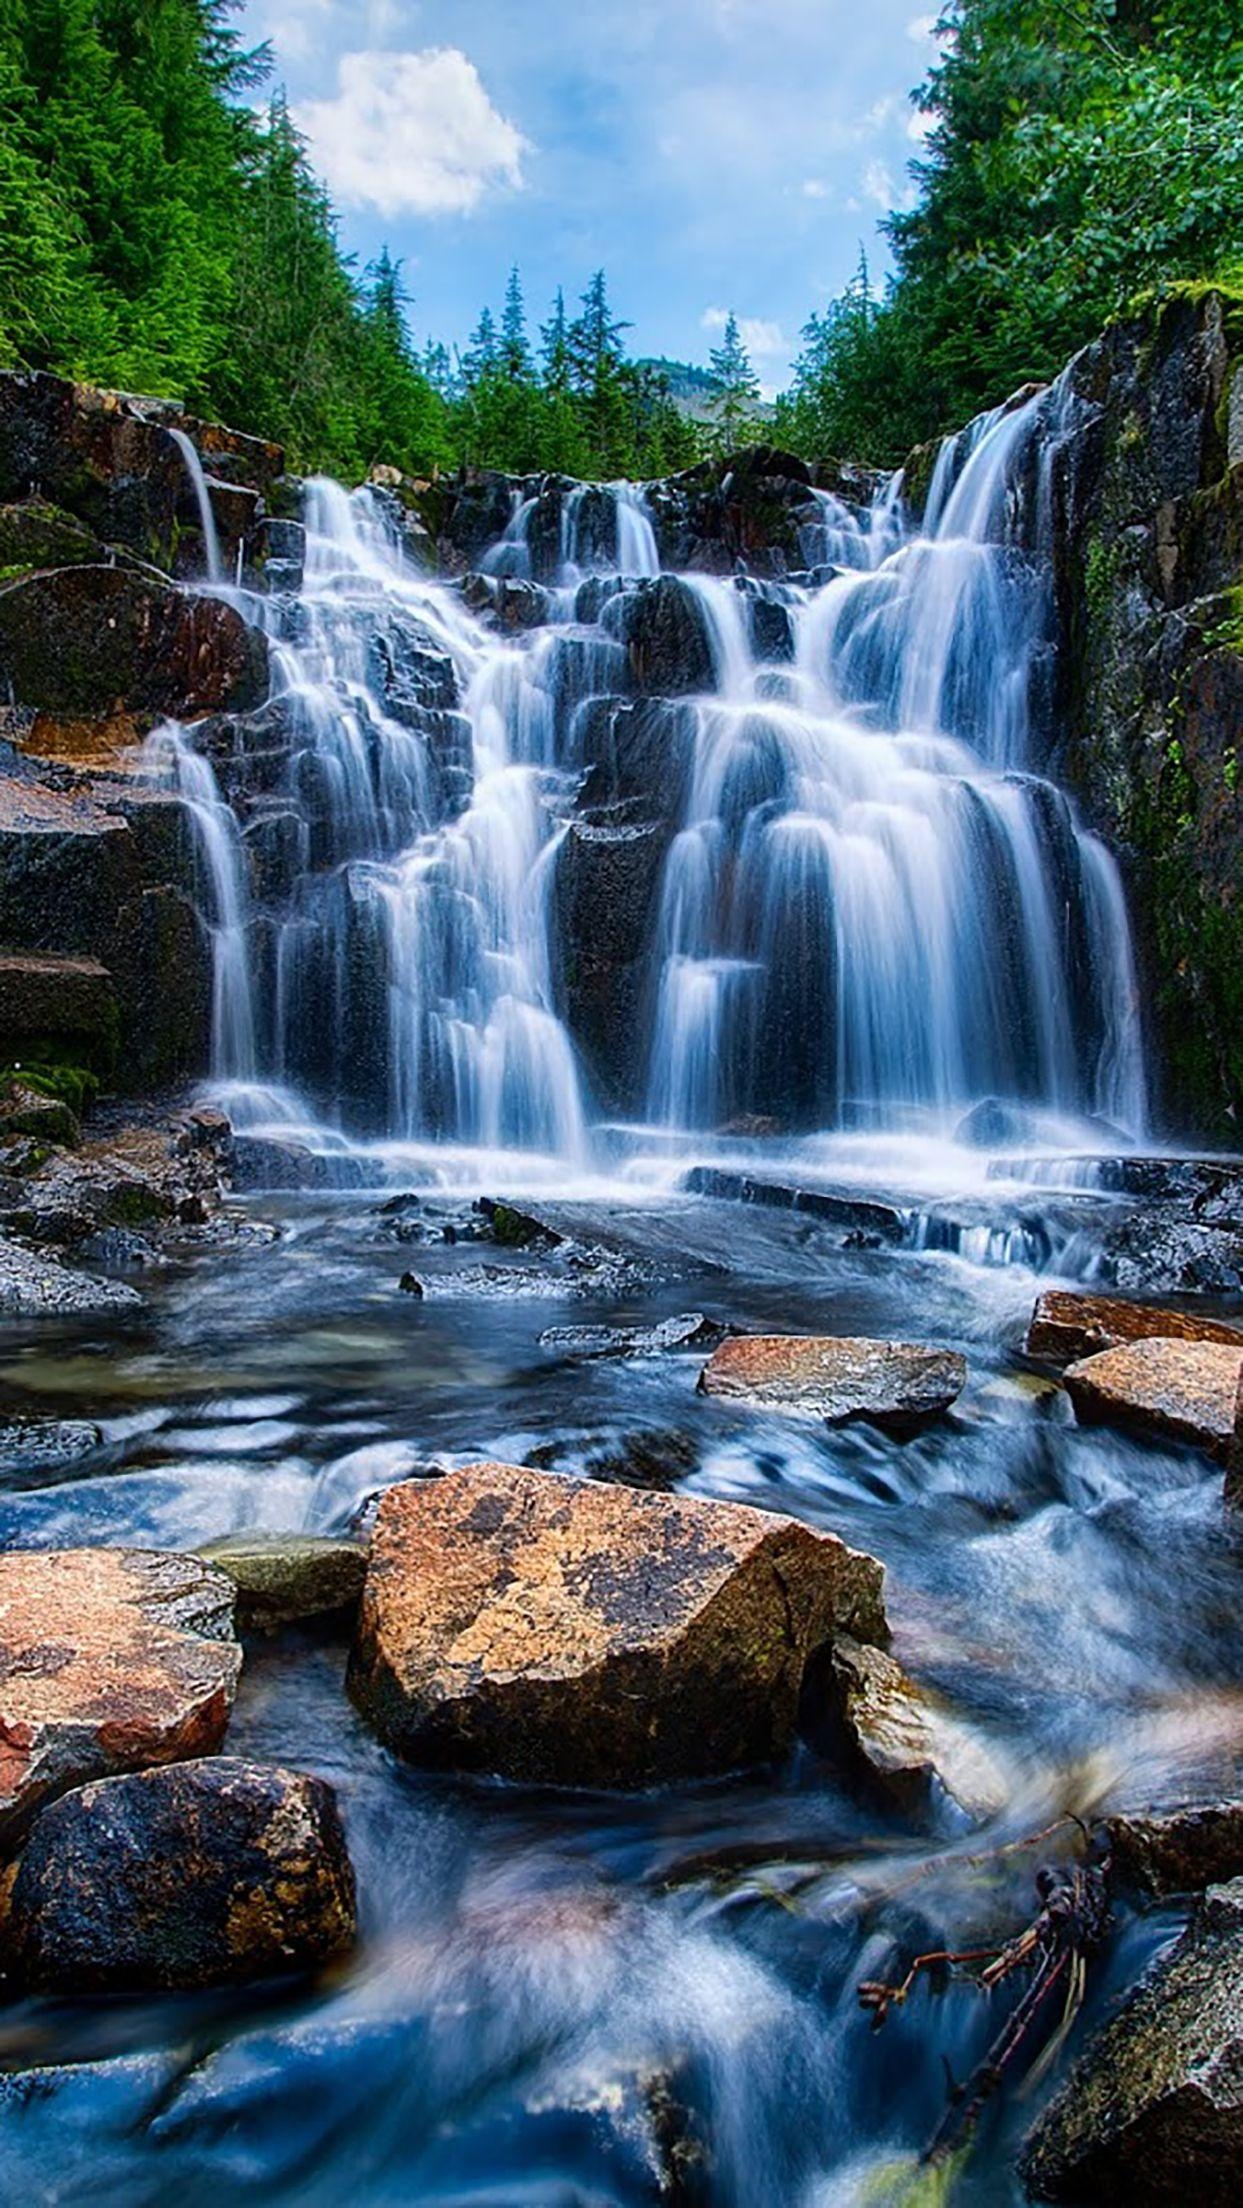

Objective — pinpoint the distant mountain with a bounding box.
[639,357,774,427]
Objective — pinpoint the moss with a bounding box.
[1084,533,1122,623]
[1203,583,1243,656]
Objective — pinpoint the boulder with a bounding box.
[0,565,267,718]
[349,1462,887,1787]
[1022,1877,1243,2202]
[698,1335,966,1432]
[1027,1289,1243,1367]
[0,1234,143,1316]
[0,1758,355,1992]
[1062,1338,1243,1461]
[1106,1801,1243,1898]
[195,1532,367,1631]
[817,1636,1008,1821]
[0,1418,101,1483]
[0,1548,240,1850]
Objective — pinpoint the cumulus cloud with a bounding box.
[295,48,529,217]
[906,12,938,38]
[801,178,830,199]
[700,306,787,357]
[861,158,917,212]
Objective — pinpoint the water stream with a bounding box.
[1,405,1234,2205]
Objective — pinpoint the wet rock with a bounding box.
[230,1135,363,1192]
[1022,1876,1243,2202]
[0,1079,78,1148]
[525,1427,700,1493]
[0,1418,102,1483]
[0,1547,240,1850]
[1107,1801,1243,1898]
[0,951,118,1072]
[537,1312,730,1359]
[1027,1289,1243,1367]
[1105,1213,1243,1298]
[349,1461,887,1787]
[815,1635,1008,1821]
[475,1197,564,1248]
[1062,1338,1243,1461]
[616,576,716,695]
[698,1335,966,1433]
[0,1757,356,1992]
[0,566,267,718]
[397,1271,424,1297]
[195,1532,368,1631]
[954,1096,1043,1148]
[681,1166,906,1243]
[0,1233,142,1316]
[554,814,672,1112]
[75,1224,159,1271]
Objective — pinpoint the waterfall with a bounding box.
[169,426,224,585]
[162,421,1145,1166]
[146,724,257,1085]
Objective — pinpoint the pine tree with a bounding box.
[707,311,761,453]
[499,265,532,381]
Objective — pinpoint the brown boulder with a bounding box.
[0,1548,240,1851]
[0,1758,355,1993]
[1062,1339,1243,1461]
[1027,1289,1243,1367]
[349,1462,887,1787]
[0,565,267,718]
[698,1335,966,1432]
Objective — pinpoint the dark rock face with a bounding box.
[0,566,267,718]
[1107,1802,1243,1898]
[1037,291,1243,1136]
[349,1462,887,1787]
[1022,1876,1243,2202]
[1,1758,356,1992]
[612,577,717,695]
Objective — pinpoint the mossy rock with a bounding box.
[195,1532,368,1631]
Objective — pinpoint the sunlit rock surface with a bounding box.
[699,1334,966,1432]
[0,1548,239,1850]
[1062,1337,1243,1460]
[1027,1288,1243,1366]
[349,1461,887,1787]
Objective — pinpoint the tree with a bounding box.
[706,311,761,452]
[499,265,532,381]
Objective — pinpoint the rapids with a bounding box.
[1,405,1237,2206]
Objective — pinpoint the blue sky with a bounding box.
[240,2,941,394]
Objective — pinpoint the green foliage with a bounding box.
[779,0,1243,462]
[706,312,761,454]
[3,1059,99,1113]
[0,4,703,482]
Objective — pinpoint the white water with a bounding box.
[154,420,1146,1167]
[169,426,224,585]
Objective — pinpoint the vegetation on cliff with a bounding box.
[0,2,701,479]
[778,0,1243,461]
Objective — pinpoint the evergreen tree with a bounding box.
[706,312,761,452]
[499,265,532,381]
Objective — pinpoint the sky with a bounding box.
[239,1,942,395]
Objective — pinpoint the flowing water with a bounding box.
[1,406,1237,2205]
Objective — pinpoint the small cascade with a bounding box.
[168,426,224,585]
[160,420,1146,1169]
[147,724,256,1083]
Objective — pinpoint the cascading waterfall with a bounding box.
[169,425,224,585]
[158,398,1145,1165]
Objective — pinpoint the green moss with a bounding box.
[1203,584,1243,655]
[1084,534,1122,623]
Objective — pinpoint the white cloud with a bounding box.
[861,158,917,213]
[295,48,529,217]
[907,106,934,143]
[700,306,787,358]
[906,12,938,39]
[801,177,830,200]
